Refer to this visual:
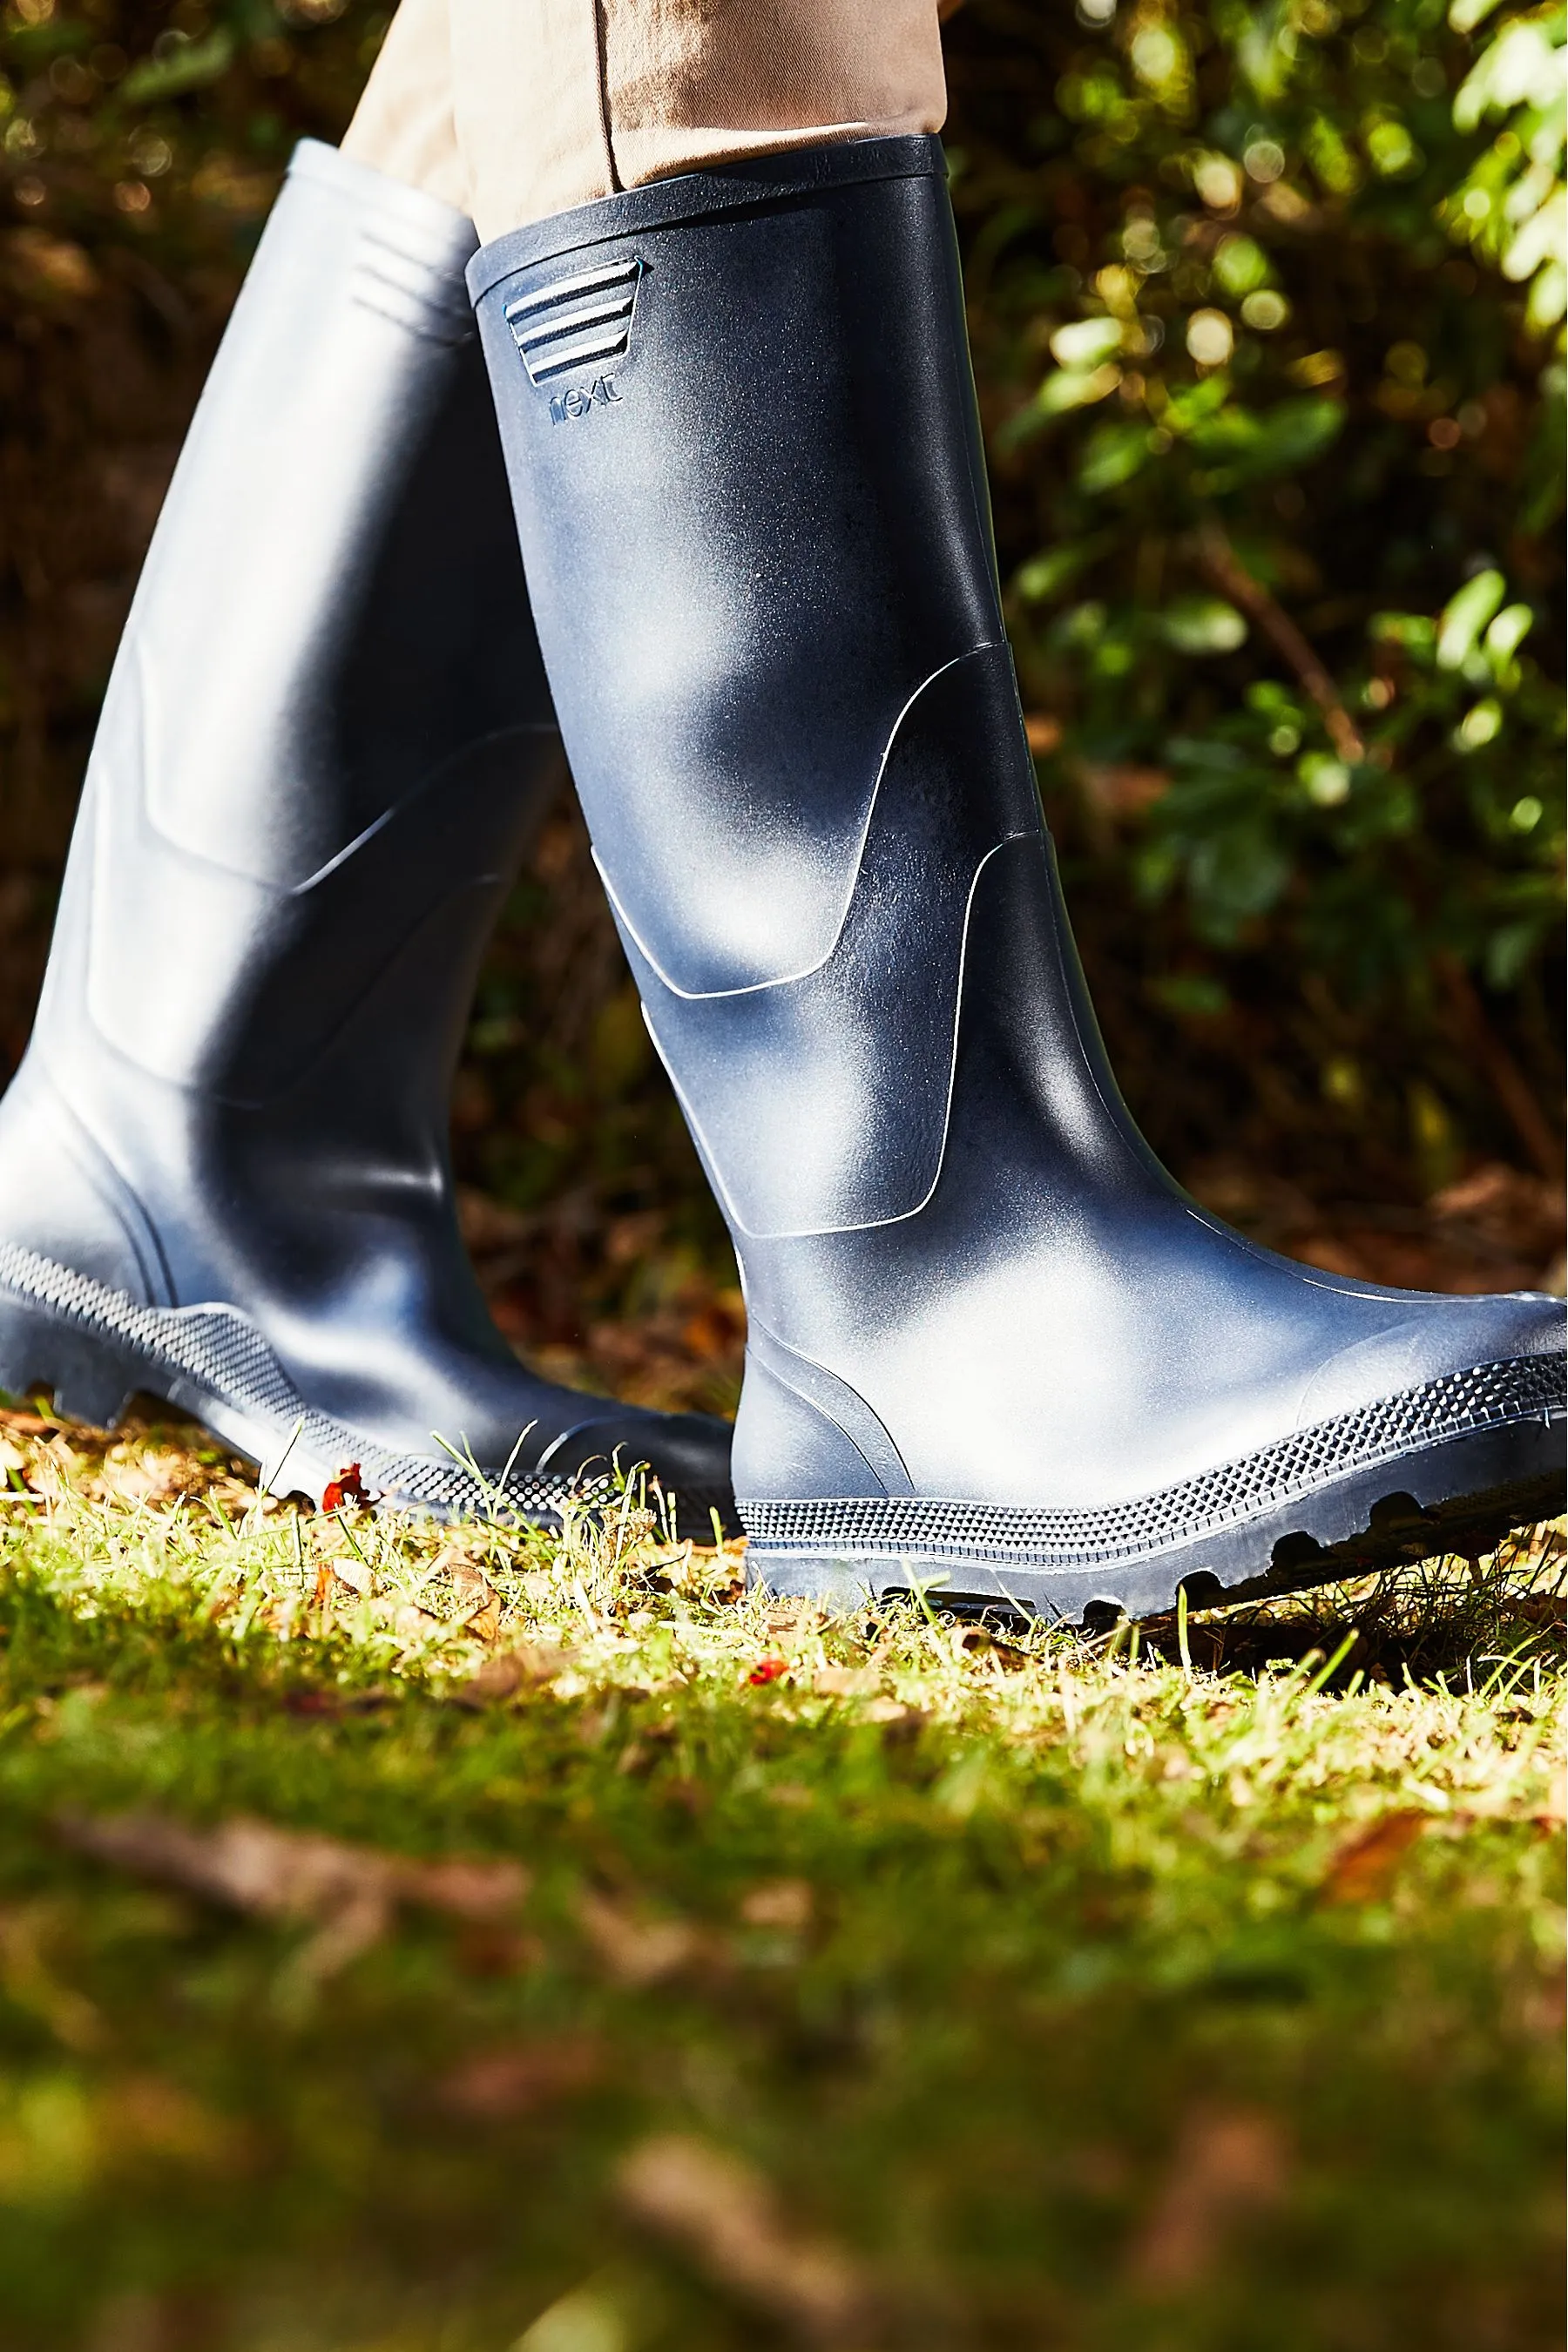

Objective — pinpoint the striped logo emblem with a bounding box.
[504,256,643,387]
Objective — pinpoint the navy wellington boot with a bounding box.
[470,137,1564,1618]
[0,141,733,1531]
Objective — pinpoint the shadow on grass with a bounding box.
[1125,1524,1566,1688]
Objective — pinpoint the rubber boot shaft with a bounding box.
[470,139,1561,1612]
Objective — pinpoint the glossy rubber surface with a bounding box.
[470,138,1563,1615]
[0,140,734,1534]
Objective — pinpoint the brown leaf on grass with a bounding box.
[616,2132,876,2342]
[389,1603,442,1643]
[431,1547,503,1641]
[93,1448,195,1508]
[953,1625,1031,1666]
[812,1666,882,1698]
[865,1698,926,1734]
[330,1557,374,1600]
[57,1811,528,1980]
[1130,2106,1290,2293]
[456,1643,578,1704]
[1320,1810,1429,1905]
[0,1409,57,1438]
[436,2035,602,2119]
[440,1550,498,1609]
[576,1889,705,1986]
[740,1879,814,1931]
[405,1856,534,1917]
[765,1605,814,1639]
[458,1652,526,1704]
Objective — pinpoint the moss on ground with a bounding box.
[0,1402,1561,2351]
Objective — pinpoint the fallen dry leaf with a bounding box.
[459,1652,527,1704]
[456,1643,578,1704]
[953,1625,1031,1666]
[402,1856,534,1917]
[57,1811,528,1980]
[436,2035,602,2119]
[864,1698,921,1729]
[740,1880,814,1932]
[765,1605,823,1639]
[443,1552,503,1642]
[577,1889,704,1986]
[321,1463,371,1511]
[1321,1810,1429,1905]
[389,1603,442,1643]
[813,1666,881,1699]
[1130,2106,1290,2292]
[511,1640,577,1682]
[91,1451,193,1507]
[441,1552,497,1603]
[616,2132,875,2342]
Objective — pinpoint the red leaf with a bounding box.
[1320,1810,1428,1905]
[322,1463,369,1511]
[747,1657,788,1686]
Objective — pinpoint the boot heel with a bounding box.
[0,1292,139,1429]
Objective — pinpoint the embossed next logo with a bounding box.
[549,375,622,423]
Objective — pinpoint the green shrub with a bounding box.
[946,0,1564,1190]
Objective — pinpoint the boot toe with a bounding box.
[1297,1286,1565,1429]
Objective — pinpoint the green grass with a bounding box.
[0,1403,1561,2352]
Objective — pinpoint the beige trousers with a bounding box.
[341,0,948,241]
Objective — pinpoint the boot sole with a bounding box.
[742,1356,1565,1622]
[0,1241,598,1522]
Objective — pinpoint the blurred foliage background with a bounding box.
[0,0,1563,1411]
